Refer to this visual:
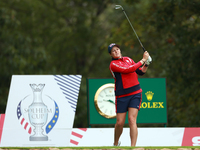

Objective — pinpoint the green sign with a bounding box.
[87,78,167,125]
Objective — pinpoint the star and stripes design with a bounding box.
[70,128,87,146]
[45,101,59,134]
[17,101,32,134]
[54,75,82,112]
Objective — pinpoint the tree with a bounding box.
[0,0,121,127]
[0,0,200,128]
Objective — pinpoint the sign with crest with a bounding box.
[0,75,82,147]
[87,78,167,126]
[137,78,167,124]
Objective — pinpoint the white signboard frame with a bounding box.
[0,75,82,147]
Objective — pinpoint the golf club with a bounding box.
[115,5,152,63]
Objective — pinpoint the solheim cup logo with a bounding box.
[28,84,48,141]
[16,84,59,141]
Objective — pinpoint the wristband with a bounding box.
[141,59,145,65]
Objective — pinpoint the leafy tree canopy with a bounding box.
[0,0,200,127]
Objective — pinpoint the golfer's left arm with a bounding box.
[141,65,148,73]
[142,54,152,73]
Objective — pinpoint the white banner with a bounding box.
[68,127,200,147]
[0,75,82,147]
[69,128,185,147]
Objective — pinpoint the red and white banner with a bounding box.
[0,114,5,145]
[69,127,200,147]
[182,128,200,146]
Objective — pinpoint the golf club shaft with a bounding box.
[115,5,152,63]
[122,10,146,52]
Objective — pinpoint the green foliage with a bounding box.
[0,0,200,127]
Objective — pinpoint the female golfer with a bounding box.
[108,43,150,146]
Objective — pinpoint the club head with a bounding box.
[115,5,123,10]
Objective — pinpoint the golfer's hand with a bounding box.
[146,56,152,65]
[143,51,149,62]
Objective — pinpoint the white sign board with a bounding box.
[0,75,82,147]
[69,127,200,147]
